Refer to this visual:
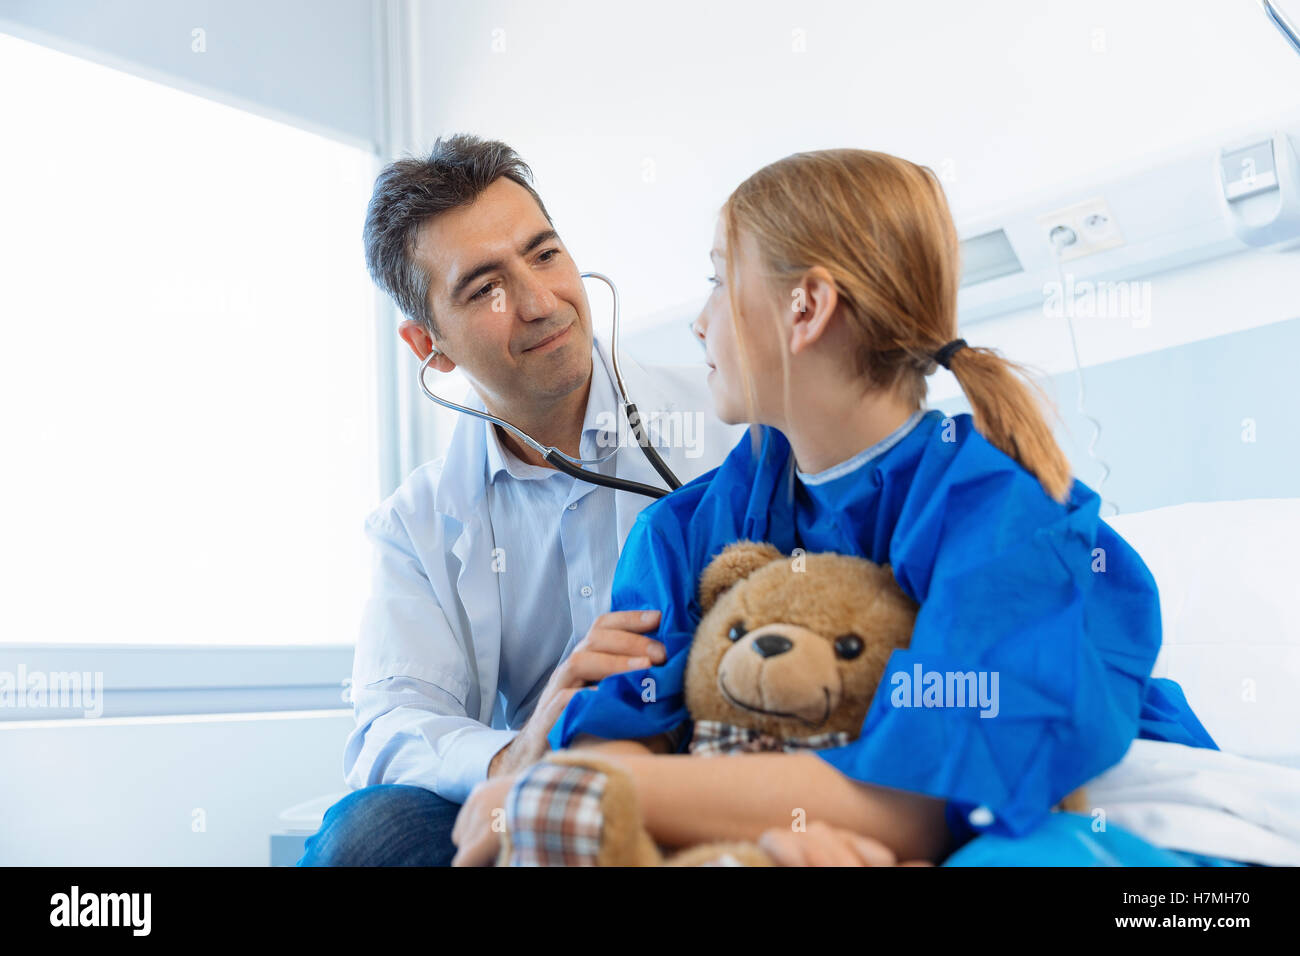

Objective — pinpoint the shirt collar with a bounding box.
[794,408,926,486]
[484,344,621,484]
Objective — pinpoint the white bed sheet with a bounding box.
[1086,738,1300,866]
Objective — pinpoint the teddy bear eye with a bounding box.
[727,622,747,642]
[833,634,864,660]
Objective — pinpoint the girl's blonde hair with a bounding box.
[721,148,1072,504]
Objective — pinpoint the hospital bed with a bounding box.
[273,496,1300,866]
[1085,496,1300,865]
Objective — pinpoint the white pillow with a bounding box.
[1104,498,1300,767]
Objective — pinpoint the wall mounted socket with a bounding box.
[1037,197,1125,262]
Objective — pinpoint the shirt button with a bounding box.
[567,502,578,510]
[580,585,593,598]
[968,805,995,828]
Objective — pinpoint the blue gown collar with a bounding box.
[795,409,927,484]
[743,411,945,555]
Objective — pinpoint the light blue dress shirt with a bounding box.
[482,350,624,728]
[343,338,744,803]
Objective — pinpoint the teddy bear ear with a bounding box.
[698,540,784,614]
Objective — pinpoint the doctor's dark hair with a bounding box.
[721,149,1073,504]
[362,134,553,337]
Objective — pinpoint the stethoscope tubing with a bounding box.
[416,271,682,499]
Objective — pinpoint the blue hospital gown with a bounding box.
[549,409,1218,849]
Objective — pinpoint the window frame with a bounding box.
[0,644,357,720]
[0,27,409,721]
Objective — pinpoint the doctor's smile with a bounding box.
[522,323,572,353]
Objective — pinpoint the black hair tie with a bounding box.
[932,338,968,370]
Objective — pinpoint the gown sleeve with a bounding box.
[547,500,703,751]
[816,425,1206,841]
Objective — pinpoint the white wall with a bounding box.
[0,712,351,865]
[405,0,1300,514]
[406,0,1300,338]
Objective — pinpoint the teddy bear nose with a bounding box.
[751,634,793,658]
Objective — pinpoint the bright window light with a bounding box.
[0,34,380,645]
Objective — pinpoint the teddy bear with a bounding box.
[497,540,1085,866]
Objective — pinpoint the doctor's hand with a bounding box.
[487,609,666,777]
[450,773,517,867]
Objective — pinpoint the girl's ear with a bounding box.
[698,540,783,613]
[788,266,839,356]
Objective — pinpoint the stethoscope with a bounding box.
[417,272,683,500]
[1261,0,1300,58]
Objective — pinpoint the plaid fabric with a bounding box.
[689,719,853,756]
[503,762,608,866]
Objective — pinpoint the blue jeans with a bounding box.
[296,785,461,866]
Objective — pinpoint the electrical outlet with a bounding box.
[1037,197,1125,262]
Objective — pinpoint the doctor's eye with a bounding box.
[727,622,747,642]
[833,634,864,660]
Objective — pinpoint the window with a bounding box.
[0,33,380,647]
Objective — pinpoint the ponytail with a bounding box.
[943,346,1073,504]
[722,148,1076,506]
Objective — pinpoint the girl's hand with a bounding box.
[757,820,934,867]
[451,773,519,866]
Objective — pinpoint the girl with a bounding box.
[453,148,1219,866]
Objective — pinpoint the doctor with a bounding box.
[298,134,742,866]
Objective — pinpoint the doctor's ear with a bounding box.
[787,266,839,356]
[399,319,456,373]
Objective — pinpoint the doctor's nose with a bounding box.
[514,274,560,321]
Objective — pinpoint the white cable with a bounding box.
[1049,232,1118,516]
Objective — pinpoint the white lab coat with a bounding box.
[344,336,744,802]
